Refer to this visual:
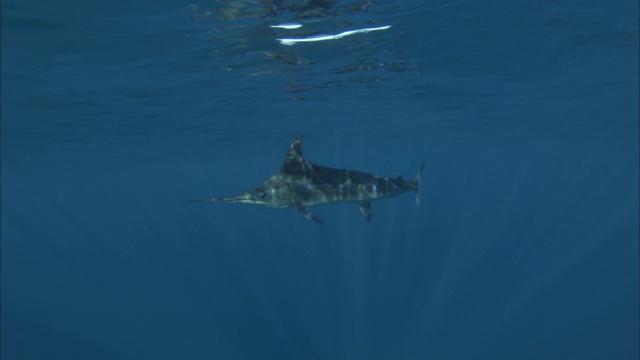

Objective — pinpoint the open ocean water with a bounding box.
[1,0,638,359]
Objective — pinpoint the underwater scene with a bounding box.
[2,0,638,358]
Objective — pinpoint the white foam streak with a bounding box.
[277,25,391,46]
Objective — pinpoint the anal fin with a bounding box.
[359,202,372,222]
[293,201,324,224]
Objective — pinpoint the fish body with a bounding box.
[190,135,427,224]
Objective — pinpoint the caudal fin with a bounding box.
[413,151,429,207]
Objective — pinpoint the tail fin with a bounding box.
[413,151,429,207]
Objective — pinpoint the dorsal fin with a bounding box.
[283,134,304,165]
[281,134,311,175]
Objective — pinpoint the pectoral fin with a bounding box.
[293,201,324,224]
[359,202,372,222]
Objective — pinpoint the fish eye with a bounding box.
[258,193,267,199]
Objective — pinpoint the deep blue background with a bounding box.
[2,0,638,358]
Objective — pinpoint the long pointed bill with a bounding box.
[186,192,252,203]
[213,193,256,204]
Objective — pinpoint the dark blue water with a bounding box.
[2,0,638,358]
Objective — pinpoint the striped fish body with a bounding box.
[190,135,426,224]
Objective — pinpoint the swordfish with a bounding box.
[189,134,427,224]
